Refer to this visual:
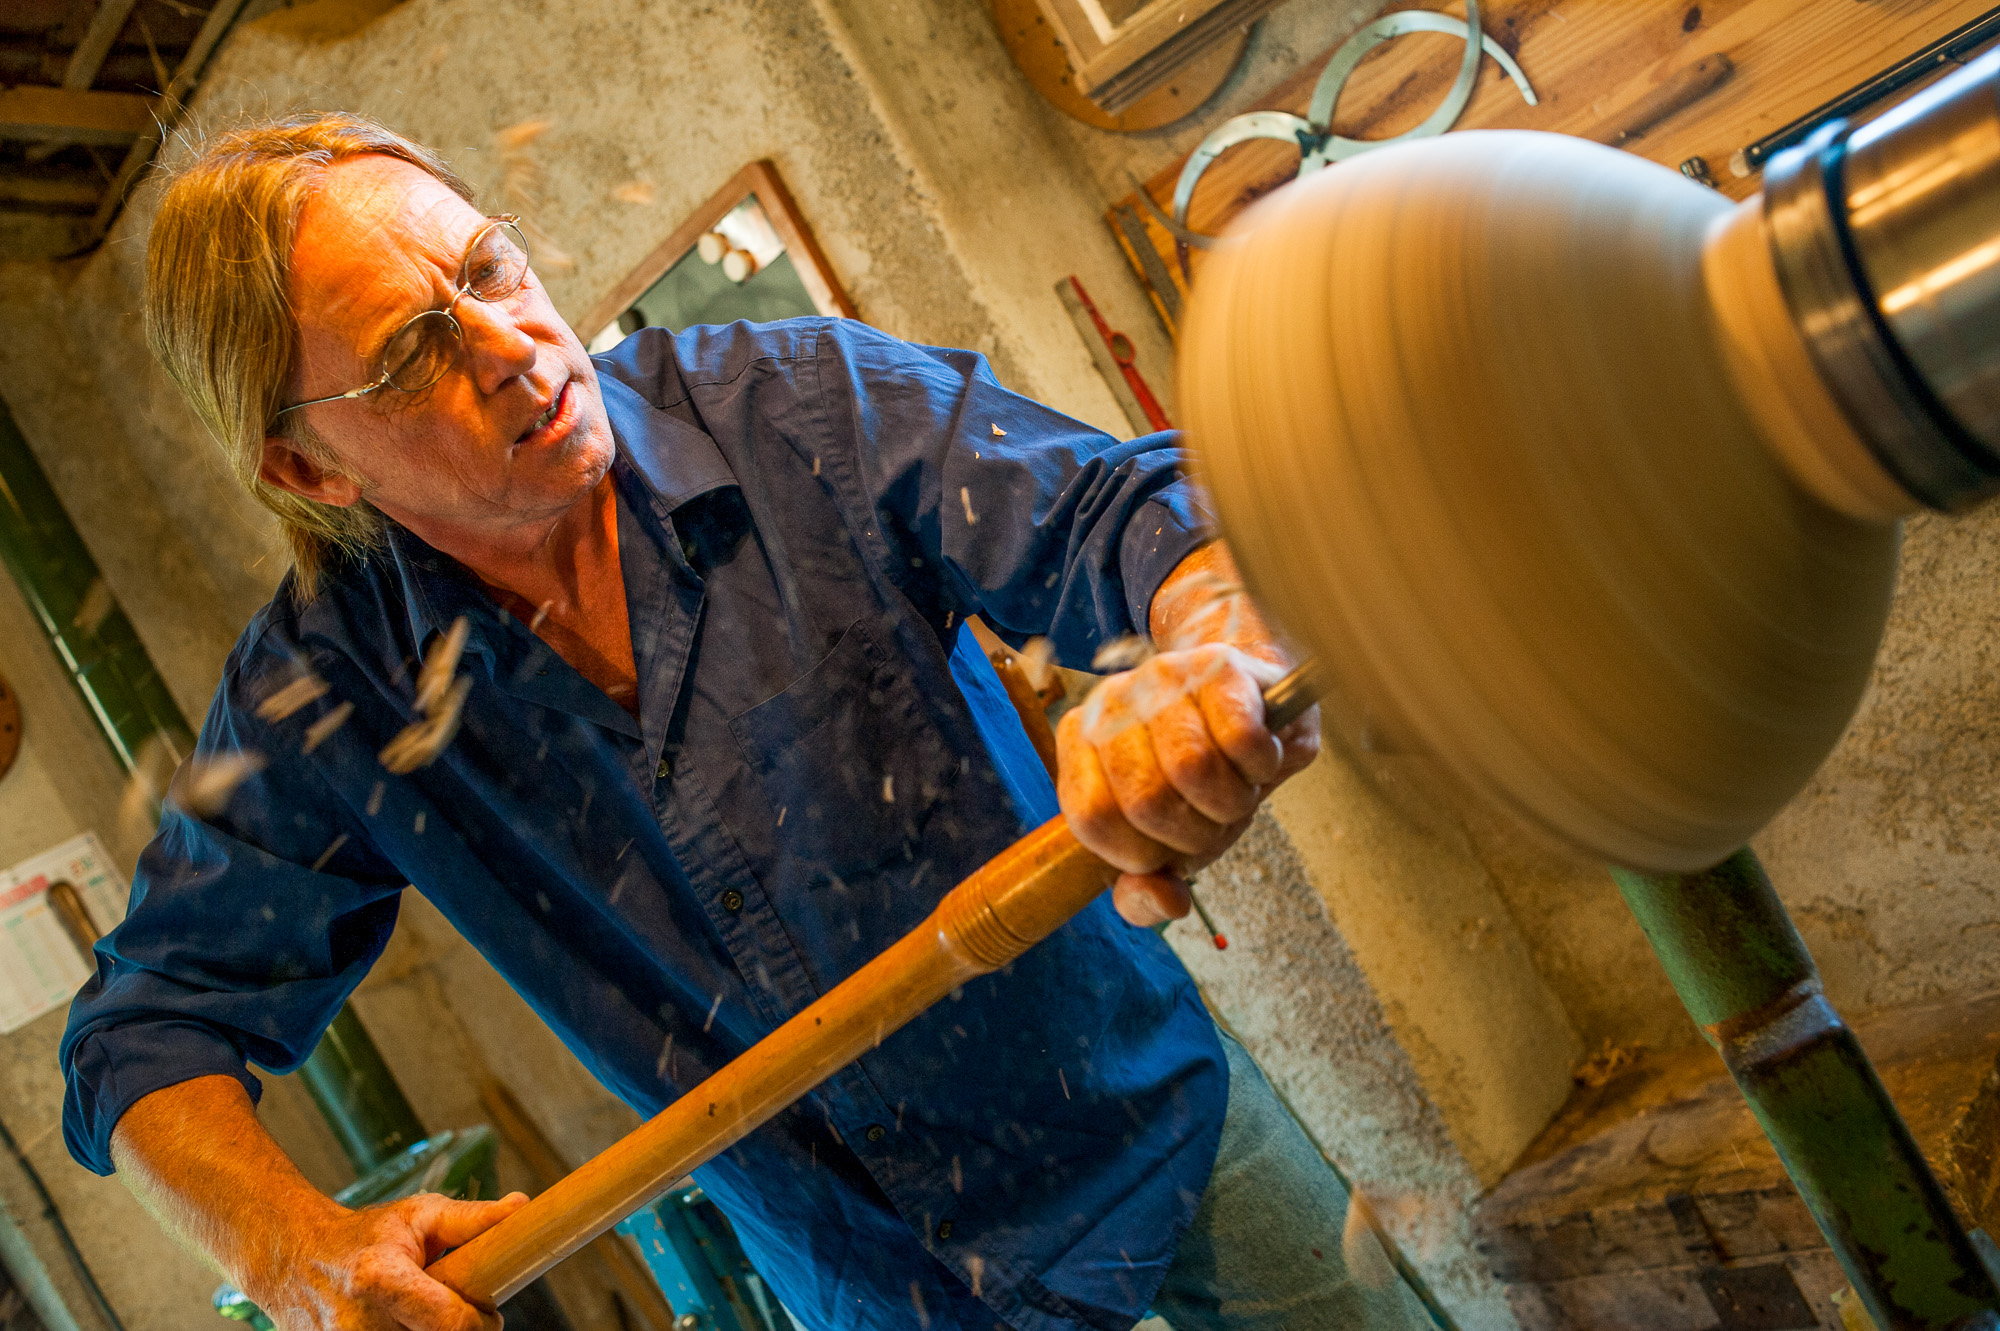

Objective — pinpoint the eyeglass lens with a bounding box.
[377,221,531,392]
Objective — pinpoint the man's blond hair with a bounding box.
[145,111,476,600]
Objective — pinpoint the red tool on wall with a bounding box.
[1064,274,1173,432]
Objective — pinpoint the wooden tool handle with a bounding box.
[425,663,1320,1309]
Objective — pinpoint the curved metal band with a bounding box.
[1301,8,1537,170]
[1171,112,1321,232]
[1169,0,1536,241]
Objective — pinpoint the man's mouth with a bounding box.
[519,382,567,443]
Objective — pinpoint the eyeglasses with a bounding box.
[271,215,531,423]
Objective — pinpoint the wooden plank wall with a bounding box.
[1113,0,1994,326]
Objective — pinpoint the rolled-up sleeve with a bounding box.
[60,638,403,1175]
[815,322,1214,663]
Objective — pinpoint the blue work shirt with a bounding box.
[61,320,1227,1331]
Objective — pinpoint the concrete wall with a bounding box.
[3,2,1999,1331]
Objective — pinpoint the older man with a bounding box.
[60,113,1429,1331]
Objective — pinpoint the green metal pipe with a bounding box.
[295,1005,429,1176]
[0,395,194,774]
[1612,849,2000,1330]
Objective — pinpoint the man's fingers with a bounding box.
[1101,723,1233,860]
[1197,663,1286,788]
[1113,872,1191,927]
[357,1192,529,1331]
[1058,643,1310,909]
[408,1192,529,1255]
[1274,707,1323,778]
[1150,695,1260,825]
[1059,709,1173,875]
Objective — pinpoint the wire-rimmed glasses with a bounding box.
[271,214,531,423]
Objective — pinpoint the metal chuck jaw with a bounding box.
[1764,45,2000,512]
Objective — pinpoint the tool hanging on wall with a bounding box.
[1156,0,1536,278]
[1056,277,1155,434]
[1110,202,1183,338]
[1059,275,1173,433]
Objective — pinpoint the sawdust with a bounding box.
[380,615,471,773]
[256,671,329,722]
[182,751,267,817]
[492,120,575,272]
[1572,1039,1646,1089]
[302,700,353,754]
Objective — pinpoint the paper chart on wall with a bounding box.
[0,832,128,1034]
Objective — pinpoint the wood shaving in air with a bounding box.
[493,120,575,271]
[256,672,329,722]
[302,701,354,754]
[182,751,267,817]
[380,676,470,774]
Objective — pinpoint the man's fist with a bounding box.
[1058,638,1319,928]
[244,1190,527,1331]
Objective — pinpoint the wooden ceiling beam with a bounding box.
[61,0,142,90]
[0,86,158,145]
[89,0,251,239]
[0,175,103,208]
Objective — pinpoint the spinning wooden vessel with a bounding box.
[1179,60,2000,871]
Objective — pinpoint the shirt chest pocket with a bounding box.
[728,618,961,883]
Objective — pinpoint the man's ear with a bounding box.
[259,435,364,507]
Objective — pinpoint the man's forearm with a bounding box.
[1148,541,1291,664]
[111,1074,342,1284]
[111,1073,523,1330]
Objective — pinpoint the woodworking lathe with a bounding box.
[429,43,2000,1331]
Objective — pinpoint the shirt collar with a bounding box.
[596,370,738,518]
[384,521,504,673]
[381,371,738,665]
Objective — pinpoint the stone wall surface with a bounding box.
[1757,508,2000,1014]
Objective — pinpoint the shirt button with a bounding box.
[721,889,744,912]
[936,1221,953,1241]
[656,758,671,781]
[865,1124,886,1143]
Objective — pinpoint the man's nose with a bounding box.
[456,294,538,392]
